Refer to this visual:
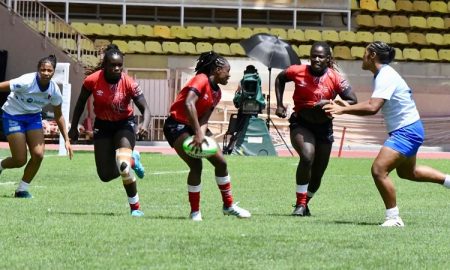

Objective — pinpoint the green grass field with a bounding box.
[0,150,449,269]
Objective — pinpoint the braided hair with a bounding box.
[194,51,228,75]
[367,41,396,64]
[101,44,124,68]
[37,54,57,70]
[311,41,338,70]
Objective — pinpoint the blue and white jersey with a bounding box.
[371,65,420,133]
[2,72,62,115]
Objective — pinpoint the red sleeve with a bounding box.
[123,74,143,97]
[330,69,350,95]
[285,65,303,81]
[186,74,209,96]
[83,72,98,92]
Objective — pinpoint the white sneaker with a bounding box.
[223,203,251,218]
[380,216,405,227]
[189,211,202,221]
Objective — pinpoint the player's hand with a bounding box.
[323,100,344,115]
[136,124,148,138]
[275,105,287,118]
[334,99,350,107]
[68,127,79,143]
[65,141,74,160]
[190,133,206,154]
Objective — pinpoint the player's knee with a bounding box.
[215,159,227,173]
[188,159,203,172]
[30,151,44,163]
[371,164,387,181]
[116,148,132,175]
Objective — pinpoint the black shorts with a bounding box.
[289,113,334,144]
[93,117,136,140]
[163,116,213,148]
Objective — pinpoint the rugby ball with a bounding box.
[182,135,218,158]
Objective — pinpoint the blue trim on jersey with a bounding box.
[2,111,43,136]
[384,120,424,157]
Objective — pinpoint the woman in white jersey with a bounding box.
[0,55,73,198]
[324,42,450,227]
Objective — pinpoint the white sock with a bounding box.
[17,180,30,192]
[296,184,308,193]
[443,175,450,188]
[385,206,399,219]
[128,194,139,204]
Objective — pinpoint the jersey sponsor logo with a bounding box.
[13,84,22,89]
[26,98,34,103]
[297,81,307,88]
[96,90,104,96]
[8,126,21,132]
[203,94,209,100]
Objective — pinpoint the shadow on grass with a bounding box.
[331,220,379,226]
[51,211,187,220]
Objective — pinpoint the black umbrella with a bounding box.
[240,33,299,156]
[240,33,300,69]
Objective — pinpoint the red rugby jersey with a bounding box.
[169,73,221,124]
[285,65,350,113]
[83,70,142,121]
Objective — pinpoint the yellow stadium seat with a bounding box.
[128,41,146,53]
[339,31,357,43]
[403,48,421,61]
[291,45,300,57]
[287,29,304,41]
[438,49,450,62]
[58,38,77,51]
[427,17,445,30]
[391,15,410,28]
[229,43,246,56]
[374,32,391,43]
[219,27,238,39]
[186,26,204,39]
[203,26,221,39]
[360,0,378,11]
[356,31,374,43]
[270,28,287,40]
[79,39,96,51]
[412,1,430,13]
[408,33,427,46]
[390,32,409,45]
[179,42,197,54]
[170,26,191,40]
[252,27,270,35]
[304,29,322,42]
[321,30,339,43]
[425,33,444,46]
[396,0,413,12]
[145,41,164,54]
[420,48,439,61]
[54,21,73,34]
[409,16,428,29]
[162,42,181,54]
[213,43,232,56]
[136,24,154,37]
[355,14,374,28]
[333,46,354,60]
[93,39,110,49]
[351,0,359,10]
[351,46,365,59]
[24,20,38,31]
[38,20,55,34]
[430,1,448,13]
[445,18,450,29]
[70,22,87,34]
[298,45,312,58]
[236,27,253,39]
[103,23,121,36]
[394,48,404,61]
[196,42,213,53]
[86,23,104,36]
[378,0,396,12]
[154,25,174,39]
[112,40,129,53]
[120,24,137,37]
[373,15,392,29]
[80,54,100,67]
[444,34,450,46]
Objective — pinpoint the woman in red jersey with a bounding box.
[275,42,358,216]
[163,51,251,221]
[69,45,150,217]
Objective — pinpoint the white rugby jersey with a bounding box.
[2,72,62,115]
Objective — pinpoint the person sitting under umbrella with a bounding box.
[274,41,358,216]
